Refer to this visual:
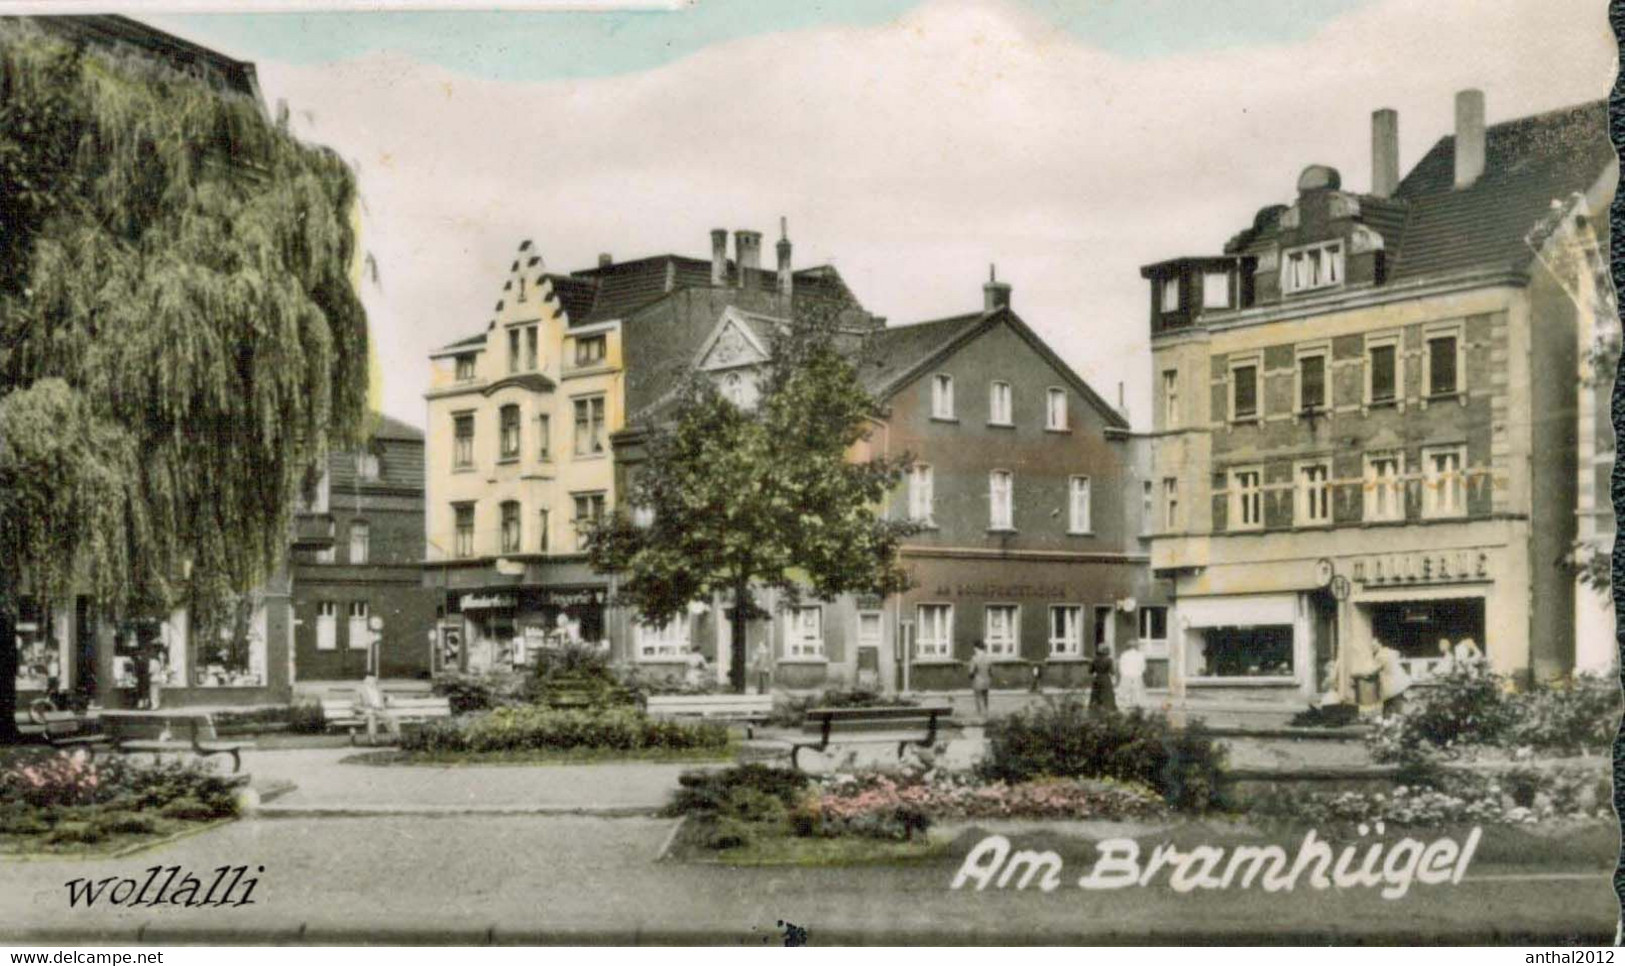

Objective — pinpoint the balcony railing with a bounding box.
[291,512,336,549]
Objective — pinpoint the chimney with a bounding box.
[982,264,1012,312]
[734,230,763,287]
[710,228,728,286]
[1371,108,1399,199]
[1454,89,1485,189]
[776,217,793,299]
[598,253,613,268]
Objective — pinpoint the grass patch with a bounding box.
[0,816,234,859]
[667,814,949,867]
[341,741,739,767]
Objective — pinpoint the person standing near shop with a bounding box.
[1089,644,1117,715]
[146,648,165,711]
[132,644,152,710]
[1117,642,1146,708]
[750,640,772,695]
[968,641,993,721]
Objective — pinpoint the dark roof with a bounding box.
[1385,99,1610,280]
[439,332,487,352]
[1225,100,1610,283]
[33,15,261,101]
[368,412,423,442]
[566,254,856,325]
[855,312,987,394]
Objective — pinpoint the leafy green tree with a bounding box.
[587,307,920,692]
[0,22,368,739]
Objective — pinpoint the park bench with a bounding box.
[100,710,255,774]
[789,705,954,770]
[26,700,108,754]
[644,694,774,738]
[324,692,453,744]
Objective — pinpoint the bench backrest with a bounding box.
[101,712,219,742]
[320,697,359,718]
[801,705,951,735]
[646,694,774,715]
[386,697,451,714]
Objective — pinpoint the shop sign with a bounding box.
[1351,551,1488,586]
[932,583,1066,599]
[460,593,518,611]
[533,588,606,607]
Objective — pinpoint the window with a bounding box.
[454,503,475,557]
[315,544,336,564]
[1231,467,1263,530]
[636,614,690,659]
[453,414,474,469]
[931,374,955,419]
[315,602,337,651]
[985,605,1018,657]
[1422,445,1466,519]
[788,606,824,658]
[573,493,605,549]
[347,602,370,651]
[525,326,539,371]
[1297,351,1327,412]
[1141,481,1154,536]
[1427,332,1460,396]
[1297,461,1331,526]
[499,405,521,461]
[1367,340,1398,404]
[536,414,551,461]
[348,521,370,564]
[573,396,606,456]
[1161,369,1179,429]
[1188,625,1294,678]
[989,382,1013,425]
[916,604,952,659]
[507,328,521,374]
[1092,606,1114,653]
[722,372,747,406]
[500,501,521,553]
[455,354,476,382]
[574,335,606,368]
[1282,241,1343,294]
[356,450,381,481]
[1231,362,1259,420]
[1049,605,1083,657]
[1137,606,1168,645]
[908,464,934,525]
[1046,388,1068,431]
[537,507,549,553]
[1068,476,1092,533]
[1202,271,1230,309]
[1364,453,1403,522]
[1160,277,1179,313]
[989,470,1014,530]
[1162,478,1179,530]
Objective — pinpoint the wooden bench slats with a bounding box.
[645,694,774,738]
[790,705,955,770]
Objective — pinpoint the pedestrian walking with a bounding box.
[358,673,400,745]
[968,641,993,721]
[1117,642,1146,708]
[1378,644,1413,714]
[1089,644,1117,714]
[751,640,772,695]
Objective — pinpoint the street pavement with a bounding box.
[2,814,1614,944]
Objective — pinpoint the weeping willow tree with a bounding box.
[0,20,369,739]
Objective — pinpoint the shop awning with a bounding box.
[1178,594,1298,628]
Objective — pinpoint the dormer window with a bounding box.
[455,354,476,382]
[1160,277,1180,313]
[1201,271,1230,309]
[1282,241,1343,294]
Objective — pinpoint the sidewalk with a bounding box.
[240,748,698,815]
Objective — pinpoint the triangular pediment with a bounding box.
[694,308,774,372]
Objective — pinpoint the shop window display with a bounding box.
[190,596,268,688]
[1187,625,1294,678]
[12,597,59,694]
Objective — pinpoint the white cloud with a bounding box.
[245,0,1615,427]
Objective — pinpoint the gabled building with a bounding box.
[422,227,873,674]
[1142,92,1615,707]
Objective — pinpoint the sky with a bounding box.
[144,0,1617,430]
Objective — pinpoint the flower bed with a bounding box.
[0,749,239,855]
[399,705,729,756]
[1249,764,1611,828]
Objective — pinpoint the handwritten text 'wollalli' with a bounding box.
[952,826,1481,899]
[65,865,264,908]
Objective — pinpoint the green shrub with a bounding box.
[765,688,918,728]
[667,764,810,817]
[92,811,159,835]
[704,817,756,850]
[287,701,328,734]
[979,698,1228,812]
[158,797,228,821]
[432,672,535,715]
[1506,673,1619,754]
[398,706,728,754]
[534,642,614,682]
[45,821,102,845]
[1288,704,1360,728]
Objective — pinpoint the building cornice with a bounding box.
[900,545,1149,564]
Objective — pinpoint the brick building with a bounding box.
[1143,92,1615,708]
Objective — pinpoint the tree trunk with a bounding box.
[0,602,19,744]
[729,580,750,694]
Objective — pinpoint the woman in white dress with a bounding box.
[1117,643,1147,708]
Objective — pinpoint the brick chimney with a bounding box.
[1371,108,1399,199]
[710,229,728,286]
[983,264,1011,312]
[735,230,763,287]
[1454,89,1485,189]
[776,217,793,299]
[598,253,613,268]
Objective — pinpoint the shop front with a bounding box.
[444,585,610,674]
[1171,593,1324,705]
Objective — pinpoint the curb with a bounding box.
[251,803,667,818]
